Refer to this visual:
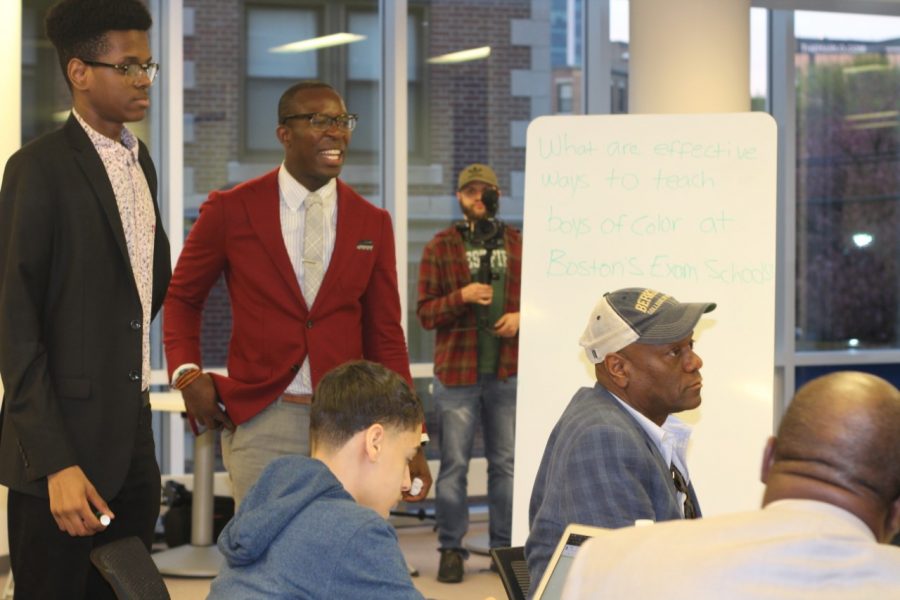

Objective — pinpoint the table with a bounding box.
[150,392,224,577]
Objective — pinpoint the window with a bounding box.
[556,81,574,113]
[245,7,318,152]
[750,7,768,111]
[610,0,629,114]
[406,0,542,364]
[794,11,900,351]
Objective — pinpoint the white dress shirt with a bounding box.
[561,499,900,600]
[278,164,338,395]
[611,393,693,516]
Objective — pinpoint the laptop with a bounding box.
[532,523,607,600]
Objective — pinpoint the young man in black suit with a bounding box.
[0,1,170,597]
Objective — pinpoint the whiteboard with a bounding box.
[513,113,777,544]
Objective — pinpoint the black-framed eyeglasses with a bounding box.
[81,60,160,84]
[281,112,358,132]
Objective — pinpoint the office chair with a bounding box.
[90,536,171,600]
[490,546,530,600]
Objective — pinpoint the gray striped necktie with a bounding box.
[302,192,324,304]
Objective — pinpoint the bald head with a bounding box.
[763,371,900,541]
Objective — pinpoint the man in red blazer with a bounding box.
[164,81,431,506]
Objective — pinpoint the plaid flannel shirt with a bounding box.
[417,224,522,386]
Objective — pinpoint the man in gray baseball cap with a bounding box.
[525,287,716,587]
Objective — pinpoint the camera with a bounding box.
[471,187,502,243]
[456,186,506,305]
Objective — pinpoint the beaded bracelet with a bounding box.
[172,368,202,390]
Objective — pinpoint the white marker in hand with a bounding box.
[409,477,424,496]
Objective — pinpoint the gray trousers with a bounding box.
[221,399,311,507]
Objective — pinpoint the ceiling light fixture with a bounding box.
[428,46,491,64]
[270,33,366,54]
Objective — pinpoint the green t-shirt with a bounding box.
[465,240,508,374]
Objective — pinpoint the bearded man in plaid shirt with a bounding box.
[417,163,522,583]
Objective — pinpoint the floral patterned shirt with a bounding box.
[74,110,156,389]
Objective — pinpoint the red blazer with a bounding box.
[163,169,411,426]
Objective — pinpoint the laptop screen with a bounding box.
[533,525,606,600]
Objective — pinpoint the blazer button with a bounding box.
[128,370,141,382]
[130,320,142,330]
[291,363,300,373]
[306,320,314,329]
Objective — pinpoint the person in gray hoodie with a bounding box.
[208,360,425,599]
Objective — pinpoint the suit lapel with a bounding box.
[686,481,702,517]
[137,143,157,199]
[314,180,362,306]
[137,143,172,314]
[600,386,672,472]
[244,170,306,307]
[65,116,132,273]
[600,387,700,515]
[596,383,700,516]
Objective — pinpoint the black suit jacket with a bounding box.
[0,114,171,499]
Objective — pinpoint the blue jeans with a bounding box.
[434,374,517,549]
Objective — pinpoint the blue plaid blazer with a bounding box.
[525,383,702,589]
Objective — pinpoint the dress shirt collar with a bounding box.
[72,108,139,158]
[764,499,876,541]
[609,389,693,480]
[278,163,337,212]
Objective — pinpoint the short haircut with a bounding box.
[45,0,152,86]
[277,81,338,123]
[311,360,423,450]
[775,371,900,504]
